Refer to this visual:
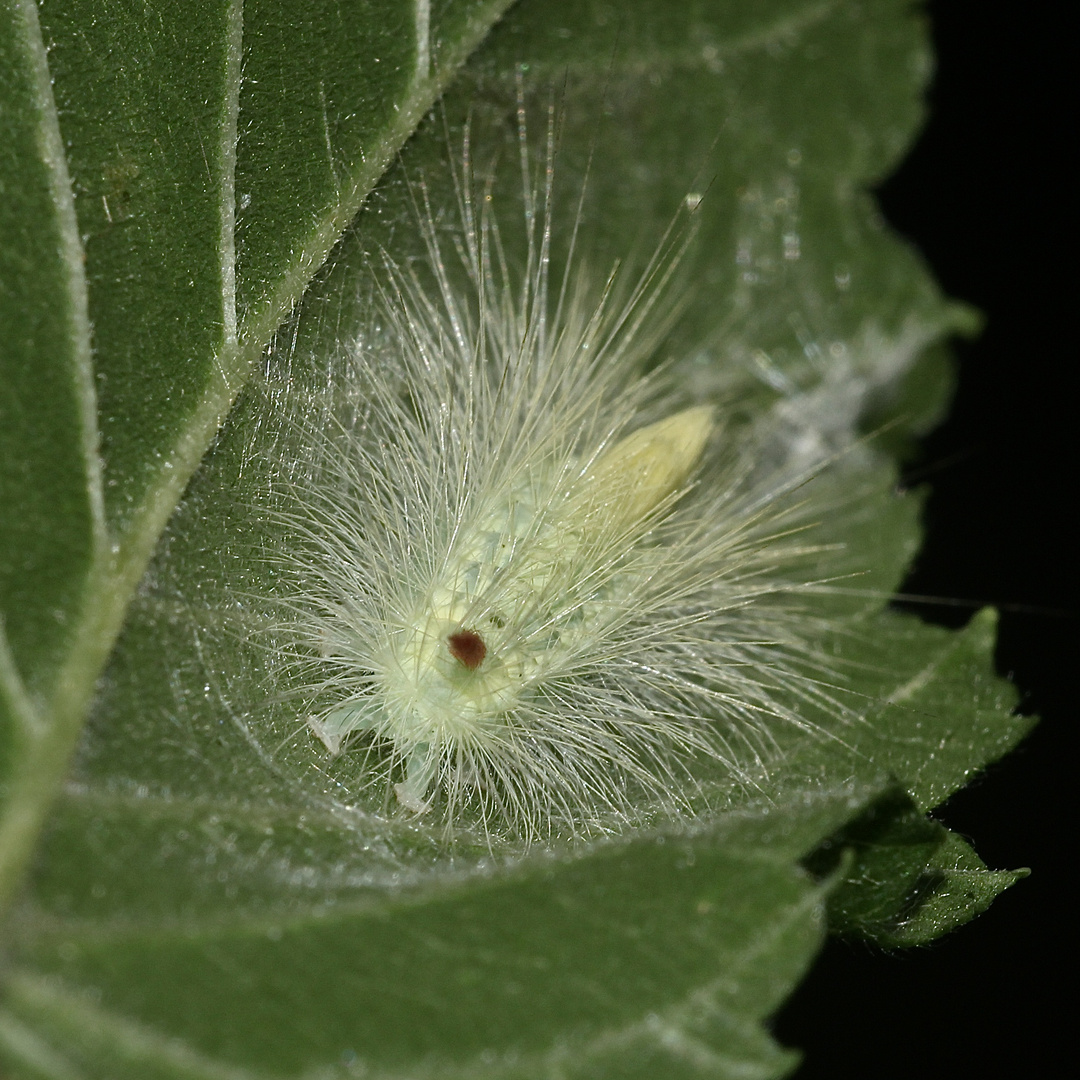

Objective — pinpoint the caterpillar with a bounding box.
[242,102,865,845]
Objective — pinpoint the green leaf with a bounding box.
[804,786,950,939]
[881,830,1029,948]
[0,0,109,926]
[0,0,512,914]
[771,609,1032,809]
[6,787,880,1080]
[234,0,519,349]
[1,0,1032,1077]
[0,0,99,703]
[806,801,1028,949]
[35,0,245,528]
[770,609,1030,943]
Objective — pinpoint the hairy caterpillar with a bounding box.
[243,103,871,844]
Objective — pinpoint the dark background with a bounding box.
[774,3,1072,1076]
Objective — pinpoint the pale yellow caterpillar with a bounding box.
[307,404,716,816]
[252,109,858,844]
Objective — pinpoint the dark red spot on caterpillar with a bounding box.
[448,629,487,670]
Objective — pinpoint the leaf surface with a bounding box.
[0,0,512,921]
[0,1,1030,1077]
